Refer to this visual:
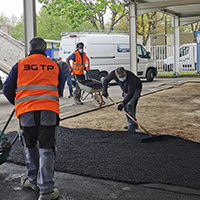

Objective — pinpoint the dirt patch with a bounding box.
[61,82,200,143]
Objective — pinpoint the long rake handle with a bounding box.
[108,97,152,137]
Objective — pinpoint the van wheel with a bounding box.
[98,72,108,82]
[146,69,154,82]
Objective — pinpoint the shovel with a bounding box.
[108,97,167,143]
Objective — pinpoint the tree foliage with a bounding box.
[38,0,128,32]
[11,16,24,41]
[37,7,70,40]
[136,12,165,46]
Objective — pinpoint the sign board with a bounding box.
[117,44,130,53]
[196,31,200,74]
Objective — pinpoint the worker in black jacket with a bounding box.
[102,67,142,132]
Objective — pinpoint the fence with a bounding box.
[146,43,197,73]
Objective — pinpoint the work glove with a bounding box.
[117,103,124,111]
[102,91,108,99]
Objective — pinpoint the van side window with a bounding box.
[179,48,183,57]
[137,44,148,58]
[185,47,189,55]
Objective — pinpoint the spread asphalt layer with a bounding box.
[5,126,200,190]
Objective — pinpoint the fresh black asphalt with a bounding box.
[5,126,200,191]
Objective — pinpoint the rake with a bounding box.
[108,97,167,143]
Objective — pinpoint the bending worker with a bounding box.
[102,67,142,132]
[3,37,62,200]
[66,42,88,105]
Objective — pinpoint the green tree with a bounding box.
[37,7,70,40]
[0,13,10,25]
[38,0,128,32]
[112,13,129,33]
[136,14,151,46]
[37,7,94,39]
[11,16,24,41]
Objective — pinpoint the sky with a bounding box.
[0,0,43,19]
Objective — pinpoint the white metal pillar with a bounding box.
[173,16,180,75]
[23,0,37,57]
[129,1,138,75]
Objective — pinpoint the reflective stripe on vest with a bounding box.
[17,85,58,91]
[15,94,59,105]
[72,67,85,71]
[73,63,85,66]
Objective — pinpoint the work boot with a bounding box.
[38,188,59,200]
[124,126,128,129]
[124,124,138,130]
[127,125,136,132]
[21,175,38,190]
[68,93,73,98]
[74,98,83,105]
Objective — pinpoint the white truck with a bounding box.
[163,43,197,72]
[59,33,157,82]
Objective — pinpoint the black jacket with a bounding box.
[103,70,142,105]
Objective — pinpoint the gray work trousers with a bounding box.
[19,111,58,194]
[123,88,142,127]
[23,144,55,194]
[74,74,85,100]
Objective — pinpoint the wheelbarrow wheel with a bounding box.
[93,93,103,107]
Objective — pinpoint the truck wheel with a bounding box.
[93,93,103,107]
[146,69,154,82]
[98,72,108,82]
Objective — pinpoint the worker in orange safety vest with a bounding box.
[3,37,63,200]
[66,42,88,105]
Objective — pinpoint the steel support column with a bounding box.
[129,1,138,75]
[23,0,37,57]
[173,16,180,75]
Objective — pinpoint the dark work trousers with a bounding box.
[123,88,142,128]
[66,74,73,95]
[74,74,85,100]
[60,75,68,97]
[19,111,58,194]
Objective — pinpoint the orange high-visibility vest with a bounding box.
[72,51,87,75]
[15,54,60,118]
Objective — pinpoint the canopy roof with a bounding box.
[128,0,200,26]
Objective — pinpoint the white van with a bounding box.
[59,33,157,82]
[163,43,197,71]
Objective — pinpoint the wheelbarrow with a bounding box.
[0,109,19,164]
[73,72,105,107]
